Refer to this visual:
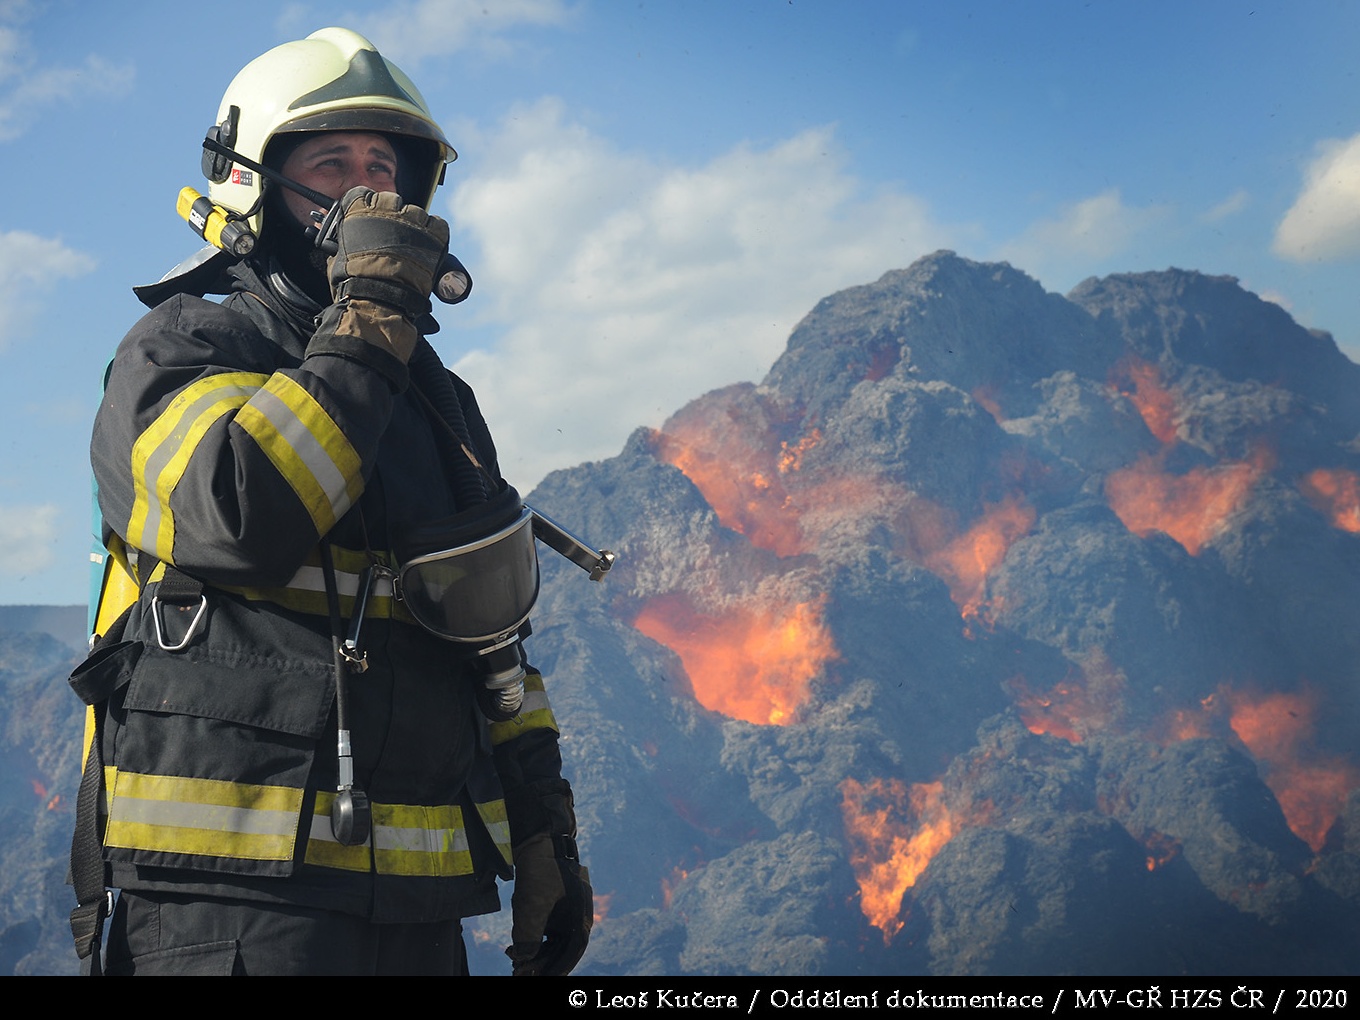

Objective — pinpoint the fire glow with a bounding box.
[1142,831,1181,872]
[1153,687,1358,853]
[1008,655,1128,743]
[840,778,980,943]
[1299,468,1360,533]
[654,422,811,557]
[1115,356,1179,445]
[661,867,690,910]
[594,892,613,926]
[633,593,837,726]
[919,497,1036,627]
[1225,689,1358,853]
[1105,449,1270,556]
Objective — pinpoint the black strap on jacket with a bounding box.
[68,563,203,974]
[67,598,137,976]
[69,691,114,975]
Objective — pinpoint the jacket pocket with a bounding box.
[104,632,336,879]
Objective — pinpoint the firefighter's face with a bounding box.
[279,131,399,227]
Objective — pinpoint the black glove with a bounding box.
[504,780,592,976]
[507,832,593,976]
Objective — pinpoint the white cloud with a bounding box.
[1274,134,1360,262]
[0,230,97,350]
[0,4,134,142]
[1203,188,1249,222]
[1256,288,1292,311]
[442,98,957,489]
[1002,188,1165,262]
[994,188,1169,291]
[0,502,58,577]
[334,0,572,64]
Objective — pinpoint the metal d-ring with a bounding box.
[151,593,208,652]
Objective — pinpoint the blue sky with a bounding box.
[2,0,1359,606]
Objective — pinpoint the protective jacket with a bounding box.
[75,258,564,925]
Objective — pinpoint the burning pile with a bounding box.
[502,252,1360,976]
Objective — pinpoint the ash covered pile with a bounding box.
[502,252,1360,976]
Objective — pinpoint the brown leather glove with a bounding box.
[318,187,450,364]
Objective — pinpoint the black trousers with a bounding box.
[104,891,469,976]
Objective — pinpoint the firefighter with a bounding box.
[68,27,591,976]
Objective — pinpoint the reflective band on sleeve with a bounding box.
[234,374,363,536]
[127,372,270,560]
[104,770,303,862]
[372,803,473,878]
[487,672,559,745]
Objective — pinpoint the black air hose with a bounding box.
[408,339,490,509]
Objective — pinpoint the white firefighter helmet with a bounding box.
[204,27,455,236]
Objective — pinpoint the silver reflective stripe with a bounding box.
[308,809,340,844]
[374,821,470,855]
[250,386,354,524]
[129,375,265,556]
[112,796,296,837]
[517,687,553,718]
[280,563,396,600]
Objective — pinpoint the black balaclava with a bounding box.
[259,132,332,309]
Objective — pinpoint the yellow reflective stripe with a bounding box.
[104,770,302,861]
[304,793,483,877]
[304,791,374,873]
[127,372,269,560]
[474,797,513,868]
[488,672,559,745]
[372,802,473,877]
[234,374,362,536]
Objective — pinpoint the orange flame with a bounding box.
[1142,830,1181,872]
[1155,686,1357,853]
[1115,356,1179,445]
[1225,689,1359,853]
[633,593,837,725]
[1161,704,1216,744]
[920,497,1036,625]
[840,778,981,943]
[1299,468,1360,533]
[1007,658,1125,743]
[593,892,613,926]
[1151,692,1223,746]
[654,424,810,557]
[778,429,822,474]
[661,867,690,910]
[1105,448,1270,555]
